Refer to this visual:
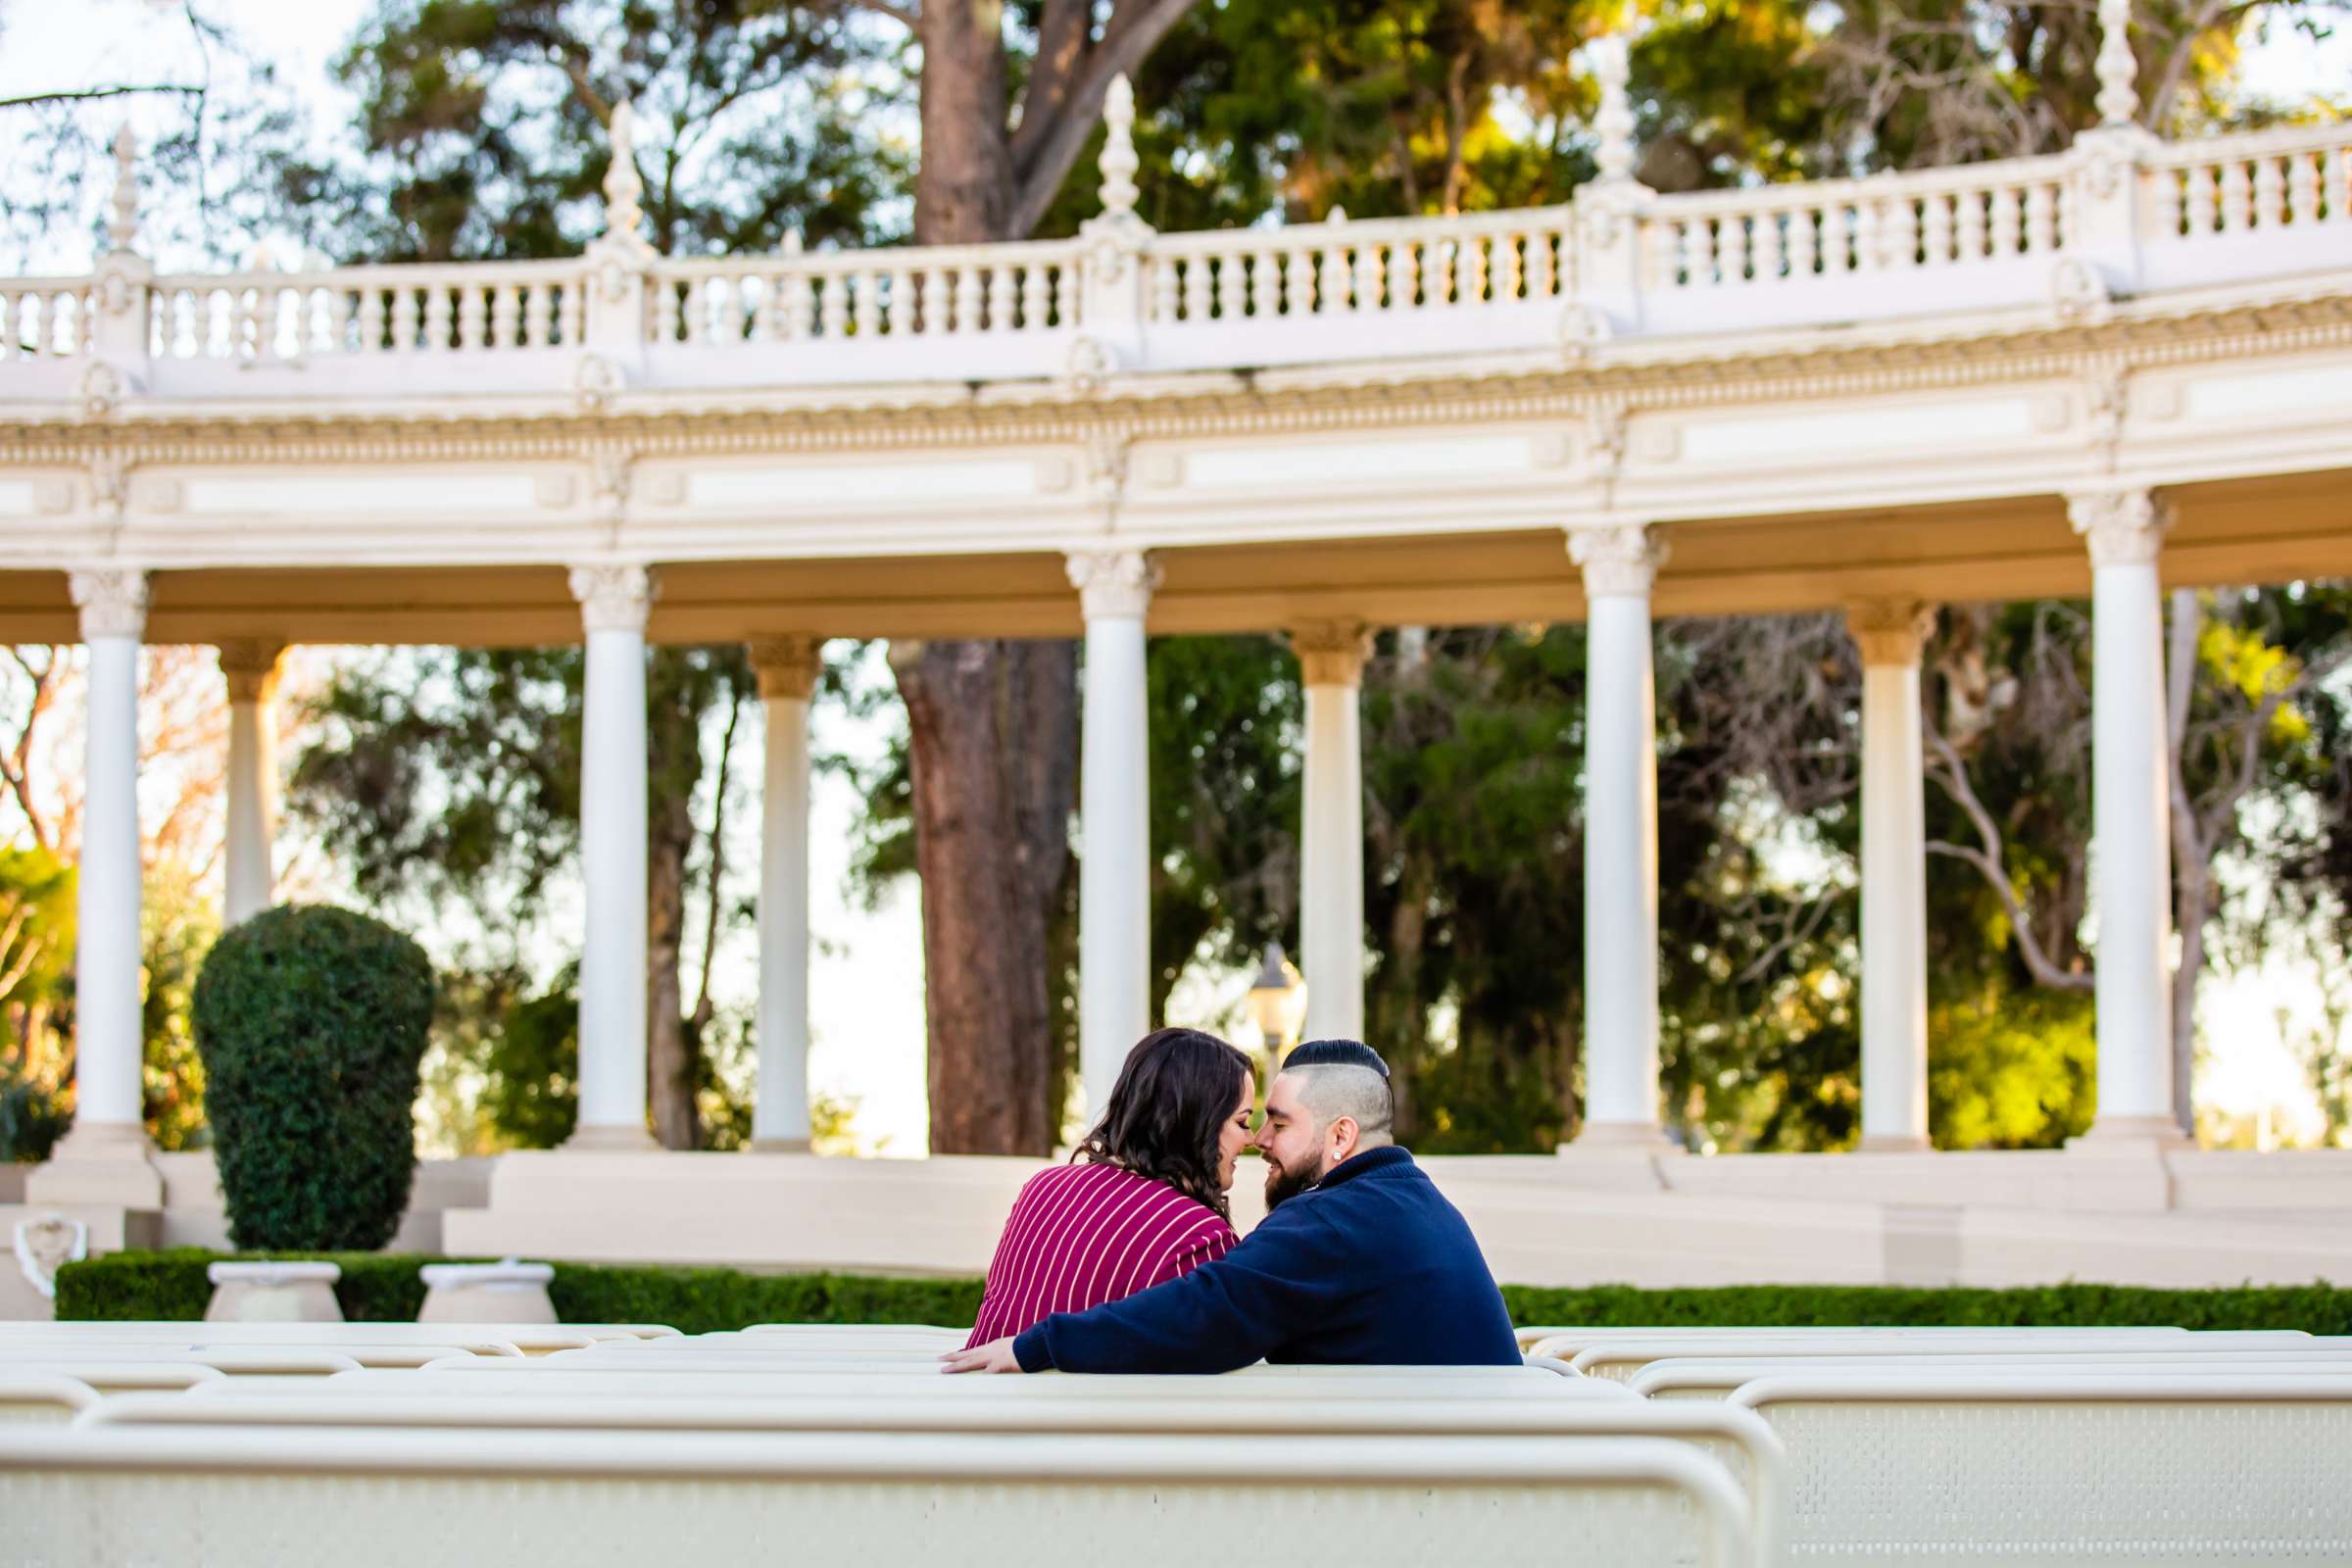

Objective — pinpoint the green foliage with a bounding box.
[139,868,218,1152]
[60,1249,2352,1338]
[1500,1281,2352,1334]
[0,846,75,1162]
[1147,634,1299,1021]
[0,1064,69,1164]
[192,906,436,1250]
[483,973,580,1151]
[1931,984,2097,1148]
[285,0,908,265]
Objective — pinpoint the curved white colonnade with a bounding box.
[3,18,2349,1238]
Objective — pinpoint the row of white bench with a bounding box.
[7,1320,2352,1565]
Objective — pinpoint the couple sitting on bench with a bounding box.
[942,1029,1521,1374]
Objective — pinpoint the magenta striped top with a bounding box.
[964,1161,1240,1348]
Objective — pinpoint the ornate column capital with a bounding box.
[1289,621,1375,688]
[2068,488,2172,568]
[569,564,658,634]
[1065,549,1159,620]
[217,639,287,703]
[69,567,148,640]
[749,636,822,701]
[1568,523,1666,598]
[1844,600,1936,668]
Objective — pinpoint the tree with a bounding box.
[289,643,755,1149]
[0,0,305,268]
[1926,589,2352,1134]
[0,643,232,1152]
[279,0,893,1149]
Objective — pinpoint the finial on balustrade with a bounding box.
[1326,206,1348,223]
[107,124,140,253]
[1592,34,1637,183]
[603,101,647,240]
[1098,74,1140,219]
[2094,0,2139,127]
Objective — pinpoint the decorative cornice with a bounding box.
[1066,549,1159,620]
[1289,620,1374,688]
[0,283,2345,471]
[568,564,657,632]
[69,566,148,639]
[1568,523,1666,598]
[749,636,822,700]
[2068,488,2173,567]
[1845,600,1937,667]
[216,638,287,702]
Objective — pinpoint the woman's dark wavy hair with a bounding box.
[1073,1027,1255,1221]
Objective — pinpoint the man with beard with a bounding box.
[940,1040,1520,1374]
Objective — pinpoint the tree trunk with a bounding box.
[899,11,1083,1154]
[916,2,1014,248]
[893,639,1076,1154]
[2165,588,2203,1136]
[644,649,707,1152]
[646,804,698,1150]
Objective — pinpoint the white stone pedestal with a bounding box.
[205,1260,343,1323]
[418,1258,558,1324]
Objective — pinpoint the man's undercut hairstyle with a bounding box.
[1280,1038,1396,1146]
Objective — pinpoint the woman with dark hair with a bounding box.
[962,1027,1256,1348]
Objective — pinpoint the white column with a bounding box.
[1566,524,1670,1150]
[749,637,819,1152]
[1293,621,1371,1044]
[566,564,659,1152]
[219,641,284,928]
[29,568,163,1205]
[1067,550,1158,1126]
[1847,601,1935,1152]
[2070,489,2184,1143]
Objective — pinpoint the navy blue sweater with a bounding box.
[1009,1145,1520,1374]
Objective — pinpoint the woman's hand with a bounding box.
[939,1338,1024,1374]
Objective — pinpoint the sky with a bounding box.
[5,0,2347,1153]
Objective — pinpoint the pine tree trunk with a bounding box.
[898,10,1081,1154]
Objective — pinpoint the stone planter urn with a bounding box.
[204,1260,344,1322]
[417,1258,557,1325]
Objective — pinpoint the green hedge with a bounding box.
[55,1250,985,1336]
[55,1250,2352,1337]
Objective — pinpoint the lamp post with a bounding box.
[1245,943,1309,1083]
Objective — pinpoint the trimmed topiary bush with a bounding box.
[193,905,435,1250]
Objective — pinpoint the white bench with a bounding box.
[0,1427,1757,1568]
[1556,1330,2313,1380]
[743,1321,962,1335]
[85,1389,1786,1556]
[0,1321,640,1354]
[0,1347,366,1377]
[1732,1371,2352,1563]
[186,1364,1636,1402]
[0,1374,99,1423]
[652,1329,969,1353]
[1633,1348,2352,1399]
[0,1362,223,1396]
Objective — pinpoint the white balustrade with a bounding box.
[1640,158,2074,289]
[0,284,91,359]
[1144,209,1574,322]
[143,264,586,359]
[646,241,1078,345]
[2147,122,2352,236]
[2,118,2345,394]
